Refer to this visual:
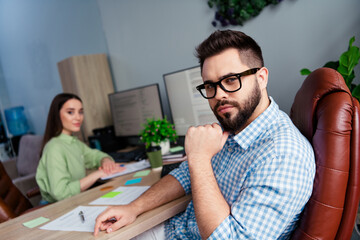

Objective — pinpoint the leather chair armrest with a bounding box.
[26,186,40,198]
[12,173,37,192]
[12,173,42,207]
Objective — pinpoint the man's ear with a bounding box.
[257,67,269,90]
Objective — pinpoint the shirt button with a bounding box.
[182,229,186,233]
[228,148,233,152]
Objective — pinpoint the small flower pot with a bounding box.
[146,146,163,168]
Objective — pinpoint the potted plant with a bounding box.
[300,36,360,102]
[139,117,178,155]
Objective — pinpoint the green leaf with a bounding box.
[343,70,355,88]
[338,37,360,77]
[339,52,350,70]
[349,36,355,49]
[337,64,349,77]
[352,84,360,100]
[323,61,339,70]
[348,46,360,69]
[300,68,312,75]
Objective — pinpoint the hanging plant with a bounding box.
[208,0,283,27]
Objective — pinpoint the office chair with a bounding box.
[2,134,43,206]
[0,161,39,223]
[290,68,360,239]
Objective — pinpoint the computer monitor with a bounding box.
[163,66,217,136]
[108,84,164,137]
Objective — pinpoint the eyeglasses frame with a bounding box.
[196,68,261,99]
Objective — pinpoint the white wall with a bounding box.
[0,0,108,135]
[0,0,359,135]
[98,0,360,118]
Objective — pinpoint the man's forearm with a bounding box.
[130,174,186,216]
[190,160,230,239]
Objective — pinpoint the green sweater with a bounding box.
[36,133,109,203]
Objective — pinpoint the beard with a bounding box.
[212,82,261,134]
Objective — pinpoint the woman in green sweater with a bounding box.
[36,93,123,204]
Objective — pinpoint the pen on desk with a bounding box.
[79,211,85,223]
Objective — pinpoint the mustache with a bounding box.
[214,100,240,111]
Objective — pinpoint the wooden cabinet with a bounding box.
[57,53,114,143]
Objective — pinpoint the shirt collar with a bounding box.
[57,133,77,143]
[232,96,279,149]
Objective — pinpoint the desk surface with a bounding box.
[0,166,191,240]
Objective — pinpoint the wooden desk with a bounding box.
[0,167,191,240]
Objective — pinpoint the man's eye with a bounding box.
[204,84,214,90]
[224,77,237,84]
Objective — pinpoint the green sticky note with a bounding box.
[133,170,151,177]
[23,217,50,228]
[101,191,122,198]
[170,146,184,153]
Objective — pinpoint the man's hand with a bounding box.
[185,123,229,165]
[93,205,137,236]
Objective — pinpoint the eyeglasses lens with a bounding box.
[201,75,240,98]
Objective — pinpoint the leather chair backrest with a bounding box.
[16,134,43,176]
[290,68,360,239]
[0,161,32,223]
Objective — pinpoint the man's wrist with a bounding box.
[128,200,144,217]
[188,154,213,166]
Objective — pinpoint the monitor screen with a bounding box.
[163,66,217,136]
[109,84,163,137]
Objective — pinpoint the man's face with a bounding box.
[202,48,263,134]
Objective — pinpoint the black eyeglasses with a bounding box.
[196,68,260,99]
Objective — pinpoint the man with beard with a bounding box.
[94,30,316,239]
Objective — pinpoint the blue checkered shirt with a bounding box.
[165,97,315,239]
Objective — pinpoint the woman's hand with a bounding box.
[100,158,117,175]
[100,158,125,175]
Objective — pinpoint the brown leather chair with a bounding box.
[290,68,360,239]
[0,161,38,223]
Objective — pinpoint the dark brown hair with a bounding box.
[195,30,264,71]
[41,93,82,154]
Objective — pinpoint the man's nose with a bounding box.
[214,85,229,100]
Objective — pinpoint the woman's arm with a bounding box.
[79,169,106,191]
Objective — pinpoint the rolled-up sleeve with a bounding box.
[169,161,191,194]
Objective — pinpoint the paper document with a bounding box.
[101,160,151,180]
[89,186,150,205]
[40,206,107,232]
